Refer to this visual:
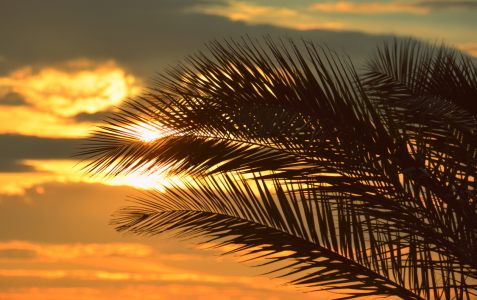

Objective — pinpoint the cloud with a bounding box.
[190,0,475,51]
[0,160,89,195]
[0,161,37,173]
[0,134,171,194]
[1,0,291,80]
[0,134,80,173]
[418,0,477,11]
[309,0,477,14]
[456,42,477,57]
[310,1,430,14]
[0,106,93,138]
[0,159,181,195]
[0,59,140,138]
[0,165,72,195]
[2,0,474,83]
[0,241,327,299]
[0,249,36,259]
[197,0,298,20]
[0,268,306,294]
[73,111,115,123]
[0,285,318,300]
[0,59,139,117]
[191,1,344,30]
[0,241,153,260]
[0,183,390,300]
[0,92,28,106]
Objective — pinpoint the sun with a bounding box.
[125,122,165,142]
[138,128,162,142]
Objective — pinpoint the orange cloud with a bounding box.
[0,106,93,138]
[191,0,476,48]
[0,268,297,292]
[191,1,344,30]
[0,241,386,299]
[0,59,140,138]
[156,253,206,261]
[0,243,295,293]
[456,42,477,57]
[0,59,139,117]
[0,285,319,300]
[0,241,153,260]
[309,1,430,14]
[196,0,297,21]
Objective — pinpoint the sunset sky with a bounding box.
[0,1,476,299]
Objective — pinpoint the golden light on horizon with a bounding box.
[0,159,182,196]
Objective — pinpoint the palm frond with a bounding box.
[112,173,426,300]
[79,37,477,299]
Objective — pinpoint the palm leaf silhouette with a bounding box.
[78,37,477,299]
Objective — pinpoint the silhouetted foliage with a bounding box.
[79,37,477,299]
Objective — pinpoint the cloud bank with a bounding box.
[0,59,140,138]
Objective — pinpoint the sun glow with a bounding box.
[125,122,167,143]
[0,119,183,195]
[100,168,173,192]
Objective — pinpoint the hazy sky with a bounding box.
[0,1,475,299]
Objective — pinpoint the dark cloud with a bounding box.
[0,249,36,259]
[0,0,222,76]
[418,0,477,10]
[0,160,37,173]
[0,134,81,161]
[0,92,28,106]
[72,110,115,123]
[0,0,397,78]
[0,134,82,172]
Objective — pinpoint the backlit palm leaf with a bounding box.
[79,37,477,299]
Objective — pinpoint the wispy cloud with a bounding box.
[309,1,430,14]
[191,0,344,30]
[0,241,327,299]
[191,0,476,49]
[309,0,477,14]
[456,42,477,57]
[0,285,322,300]
[0,241,153,260]
[0,268,313,295]
[418,0,477,11]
